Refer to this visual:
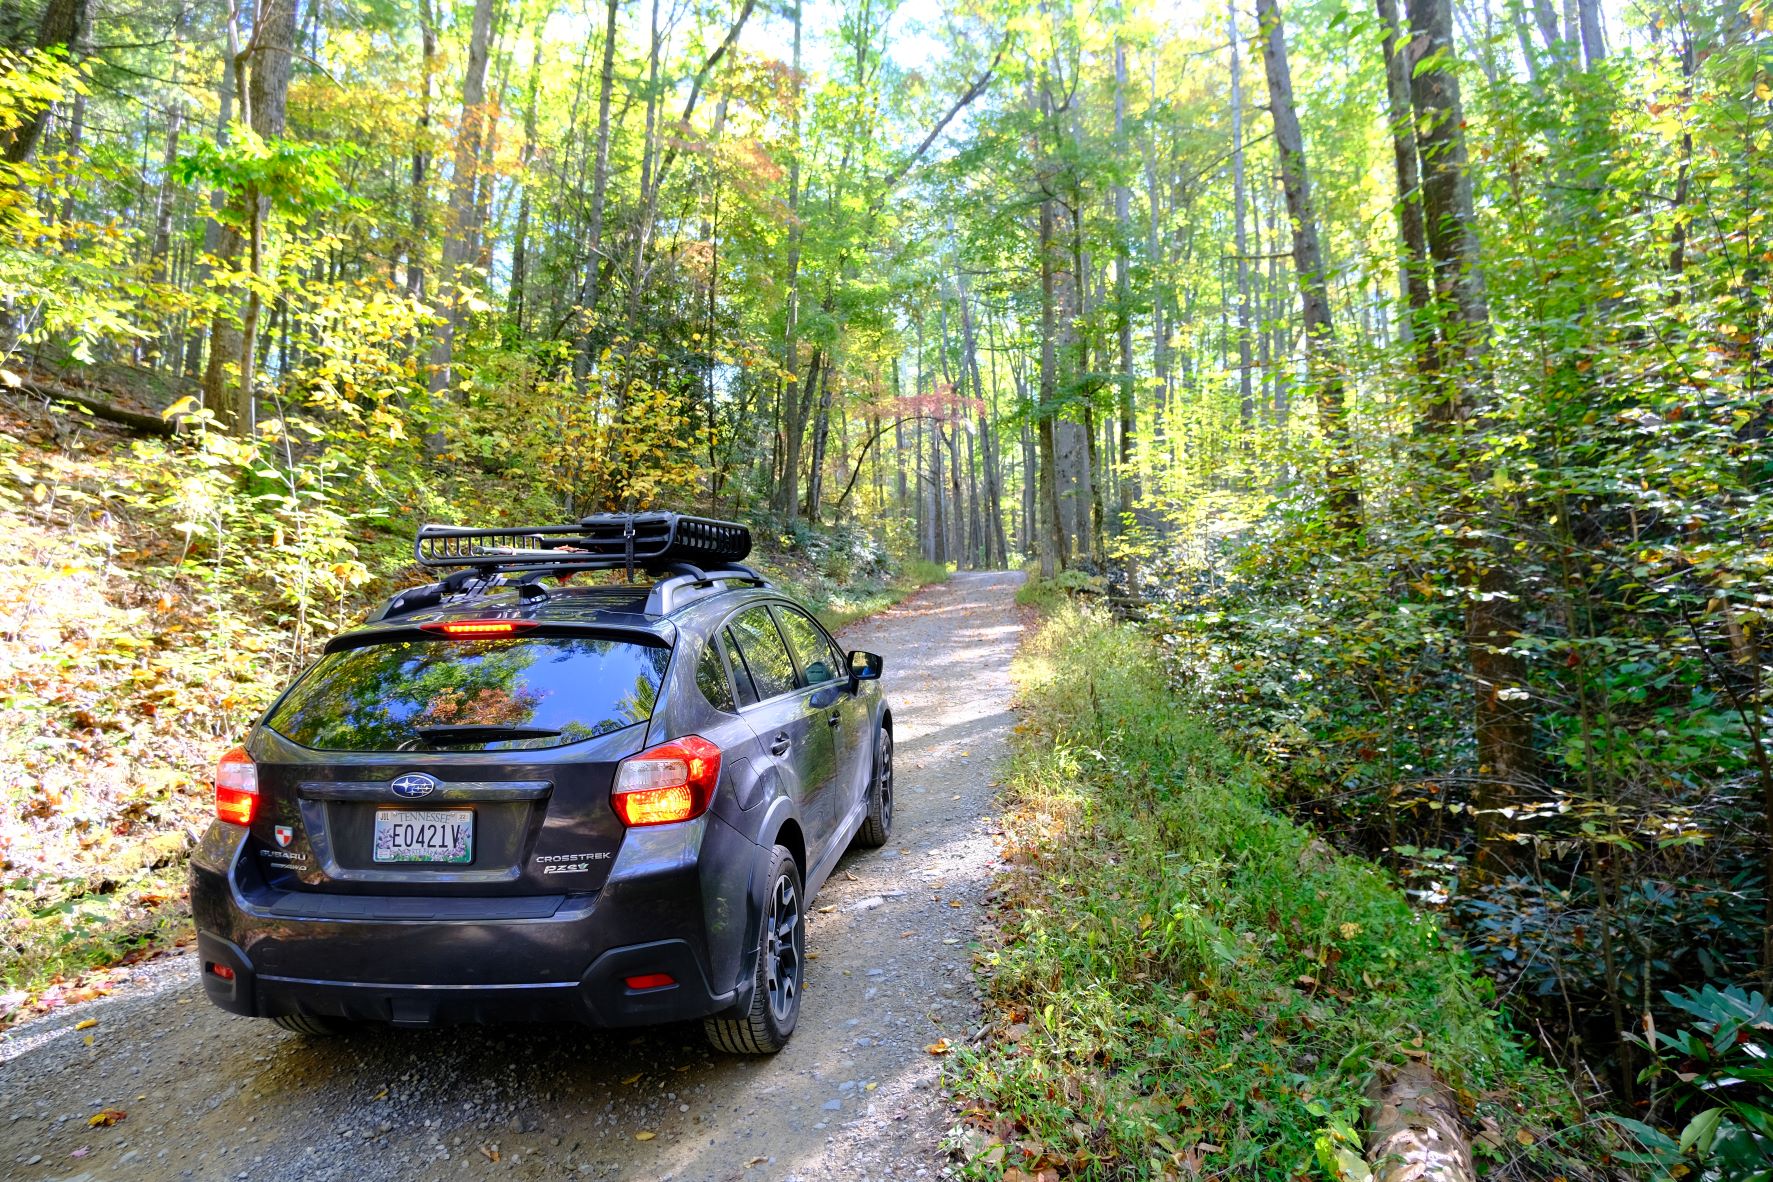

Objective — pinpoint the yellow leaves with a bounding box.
[88,1108,126,1128]
[633,1130,657,1141]
[74,1018,97,1030]
[926,1038,951,1055]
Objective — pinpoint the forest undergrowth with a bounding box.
[955,599,1614,1180]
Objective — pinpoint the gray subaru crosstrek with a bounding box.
[190,513,893,1053]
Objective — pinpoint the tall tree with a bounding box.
[1256,0,1358,527]
[1228,0,1255,429]
[2,0,89,162]
[429,0,499,396]
[1407,0,1536,872]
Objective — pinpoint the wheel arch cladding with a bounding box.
[772,817,806,879]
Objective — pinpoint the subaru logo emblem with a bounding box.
[390,772,439,800]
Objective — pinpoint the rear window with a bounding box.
[266,636,670,752]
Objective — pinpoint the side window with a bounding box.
[775,608,844,687]
[721,628,759,707]
[726,609,797,701]
[695,640,736,713]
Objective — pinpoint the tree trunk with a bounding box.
[1408,0,1536,873]
[571,0,621,349]
[772,0,809,518]
[1257,0,1359,529]
[408,0,437,301]
[892,359,907,516]
[429,0,498,395]
[1229,0,1255,429]
[1037,190,1066,576]
[2,0,87,162]
[1376,0,1441,405]
[1576,0,1605,67]
[1112,39,1137,511]
[507,36,543,325]
[231,0,300,435]
[805,361,836,520]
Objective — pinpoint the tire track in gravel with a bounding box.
[0,569,1025,1182]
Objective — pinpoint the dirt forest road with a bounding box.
[0,570,1025,1182]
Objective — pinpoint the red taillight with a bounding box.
[611,736,721,827]
[215,746,258,827]
[624,973,676,990]
[420,620,537,637]
[207,962,236,981]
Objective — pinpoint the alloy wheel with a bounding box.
[763,872,801,1024]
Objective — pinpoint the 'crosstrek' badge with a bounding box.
[390,772,440,799]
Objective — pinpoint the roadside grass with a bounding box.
[953,601,1594,1179]
[1012,563,1097,613]
[750,549,950,634]
[806,558,951,633]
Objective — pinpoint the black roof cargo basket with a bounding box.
[416,512,752,576]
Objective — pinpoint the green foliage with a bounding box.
[1614,985,1773,1179]
[954,603,1591,1177]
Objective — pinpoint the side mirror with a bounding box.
[847,650,883,692]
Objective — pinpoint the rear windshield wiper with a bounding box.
[412,724,563,745]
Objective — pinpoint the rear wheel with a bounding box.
[855,726,893,848]
[705,845,803,1054]
[271,1013,352,1037]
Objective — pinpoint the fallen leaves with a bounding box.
[74,1018,97,1030]
[634,1130,657,1141]
[87,1108,126,1128]
[926,1038,951,1055]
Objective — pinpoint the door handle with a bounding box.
[827,710,841,728]
[769,733,792,757]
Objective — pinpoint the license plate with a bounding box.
[373,809,474,864]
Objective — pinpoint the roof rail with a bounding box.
[416,512,751,578]
[646,562,770,614]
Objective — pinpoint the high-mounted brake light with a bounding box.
[215,747,258,827]
[611,736,721,827]
[420,620,538,637]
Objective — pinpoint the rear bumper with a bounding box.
[189,816,760,1029]
[195,929,723,1027]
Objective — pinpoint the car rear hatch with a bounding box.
[247,627,671,897]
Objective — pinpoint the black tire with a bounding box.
[855,725,894,849]
[705,845,803,1054]
[271,1013,351,1037]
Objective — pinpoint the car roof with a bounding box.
[328,582,787,651]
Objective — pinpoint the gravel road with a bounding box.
[0,570,1024,1182]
